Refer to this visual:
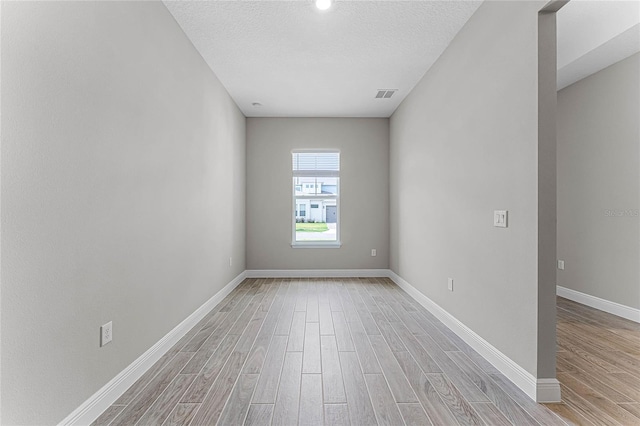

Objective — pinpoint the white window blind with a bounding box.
[292,152,339,177]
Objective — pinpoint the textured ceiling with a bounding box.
[164,0,482,117]
[557,0,640,90]
[164,0,638,116]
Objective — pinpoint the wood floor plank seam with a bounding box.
[486,372,570,426]
[133,373,196,426]
[252,335,289,404]
[376,298,484,404]
[161,402,201,426]
[445,351,538,425]
[392,350,458,425]
[272,351,304,425]
[110,352,196,426]
[299,373,324,425]
[368,335,420,404]
[370,282,423,336]
[186,282,277,423]
[114,341,194,407]
[351,278,461,423]
[360,280,464,426]
[370,278,560,424]
[340,281,384,424]
[180,287,260,375]
[426,372,486,425]
[211,280,283,423]
[218,373,260,426]
[339,351,378,425]
[180,285,269,403]
[244,282,292,374]
[326,281,373,422]
[250,287,290,422]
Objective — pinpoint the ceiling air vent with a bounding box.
[375,89,397,99]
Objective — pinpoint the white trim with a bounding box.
[294,194,338,199]
[292,148,341,153]
[557,285,640,323]
[387,270,561,403]
[246,269,388,278]
[291,242,342,249]
[292,151,341,249]
[58,271,247,426]
[537,378,562,403]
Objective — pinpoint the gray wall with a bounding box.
[246,118,389,270]
[390,0,552,377]
[1,2,246,424]
[557,53,640,309]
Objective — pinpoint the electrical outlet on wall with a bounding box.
[371,249,377,257]
[101,321,112,347]
[557,260,565,270]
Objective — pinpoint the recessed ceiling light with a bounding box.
[315,0,333,11]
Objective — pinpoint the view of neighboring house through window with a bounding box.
[292,151,339,246]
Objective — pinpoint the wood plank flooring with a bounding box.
[94,278,569,425]
[544,296,640,426]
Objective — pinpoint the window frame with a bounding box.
[291,149,341,248]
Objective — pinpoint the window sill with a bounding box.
[291,242,342,249]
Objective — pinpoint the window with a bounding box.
[292,151,340,247]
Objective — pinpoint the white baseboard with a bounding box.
[58,271,247,426]
[246,269,389,278]
[387,270,560,403]
[557,286,640,323]
[60,266,565,425]
[537,378,562,403]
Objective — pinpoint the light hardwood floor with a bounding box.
[544,297,640,426]
[94,278,569,425]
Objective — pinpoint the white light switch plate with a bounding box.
[494,210,508,228]
[557,260,565,270]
